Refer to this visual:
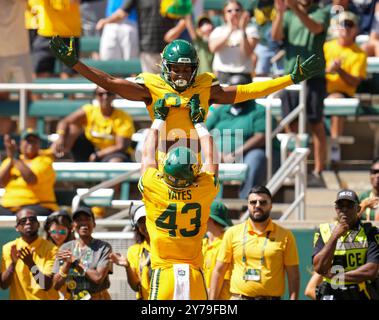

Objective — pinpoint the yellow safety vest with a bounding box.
[319,222,369,286]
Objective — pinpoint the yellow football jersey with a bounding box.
[138,167,219,269]
[135,72,218,141]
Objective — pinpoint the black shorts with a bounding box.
[280,77,326,124]
[32,35,80,75]
[71,133,130,162]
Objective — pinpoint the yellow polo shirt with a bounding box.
[0,154,58,211]
[202,234,231,300]
[126,241,151,300]
[217,219,299,297]
[1,237,59,300]
[324,39,367,97]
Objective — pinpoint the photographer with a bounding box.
[312,189,379,300]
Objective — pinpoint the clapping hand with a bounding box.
[290,54,322,84]
[49,36,78,68]
[18,247,35,269]
[110,252,129,268]
[4,134,18,159]
[153,99,169,121]
[188,95,205,124]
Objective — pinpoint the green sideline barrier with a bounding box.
[0,227,316,300]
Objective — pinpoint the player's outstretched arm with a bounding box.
[189,95,219,176]
[49,36,151,102]
[210,54,322,104]
[140,99,169,175]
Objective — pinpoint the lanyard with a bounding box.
[242,221,271,269]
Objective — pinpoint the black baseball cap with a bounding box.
[335,189,360,204]
[72,206,95,220]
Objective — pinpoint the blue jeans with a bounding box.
[238,148,280,199]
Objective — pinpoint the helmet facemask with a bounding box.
[162,59,198,92]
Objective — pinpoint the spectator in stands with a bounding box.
[53,206,113,300]
[80,0,107,37]
[52,86,135,162]
[30,0,81,79]
[96,4,139,60]
[50,34,321,161]
[351,0,377,35]
[1,208,59,299]
[161,14,214,75]
[0,130,58,216]
[324,11,367,162]
[208,0,259,84]
[326,0,360,40]
[312,189,379,300]
[0,0,33,135]
[137,99,219,300]
[209,185,300,300]
[272,0,330,185]
[358,157,379,221]
[110,205,151,300]
[94,0,178,73]
[44,210,74,299]
[202,201,233,299]
[206,74,281,199]
[252,0,284,76]
[361,2,379,57]
[44,210,74,247]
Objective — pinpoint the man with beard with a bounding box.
[1,208,59,299]
[313,189,379,300]
[209,185,300,300]
[52,207,113,300]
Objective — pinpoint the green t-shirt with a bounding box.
[283,5,330,74]
[194,36,214,75]
[206,100,280,154]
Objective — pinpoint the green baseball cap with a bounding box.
[210,201,233,227]
[21,128,41,140]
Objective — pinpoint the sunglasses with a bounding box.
[249,200,269,206]
[226,8,241,13]
[370,169,379,175]
[96,92,115,98]
[50,229,67,235]
[17,216,38,226]
[335,202,356,209]
[341,20,355,29]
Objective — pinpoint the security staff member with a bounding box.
[313,189,379,300]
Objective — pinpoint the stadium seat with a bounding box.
[81,58,142,77]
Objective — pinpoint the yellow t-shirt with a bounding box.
[138,167,219,269]
[217,219,299,297]
[126,241,151,300]
[135,72,218,141]
[31,0,81,37]
[324,39,367,97]
[202,234,231,300]
[83,104,135,151]
[1,237,59,300]
[0,154,58,211]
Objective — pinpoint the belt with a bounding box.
[231,294,281,300]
